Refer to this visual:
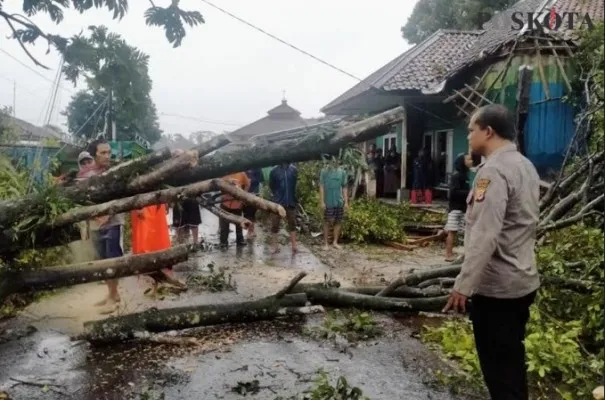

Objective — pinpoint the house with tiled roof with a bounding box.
[322,0,603,201]
[322,29,484,199]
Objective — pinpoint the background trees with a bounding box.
[62,26,162,143]
[401,0,517,44]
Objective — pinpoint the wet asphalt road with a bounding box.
[0,209,469,400]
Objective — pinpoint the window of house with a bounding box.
[383,132,397,152]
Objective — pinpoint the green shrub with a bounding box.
[342,198,407,242]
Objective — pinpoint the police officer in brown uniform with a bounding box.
[443,104,540,400]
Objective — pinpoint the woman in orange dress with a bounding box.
[131,204,186,292]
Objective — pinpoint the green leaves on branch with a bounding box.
[145,3,204,48]
[62,25,162,143]
[1,0,204,68]
[401,0,516,44]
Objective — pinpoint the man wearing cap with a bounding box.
[78,151,94,172]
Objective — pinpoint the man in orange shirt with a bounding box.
[220,172,250,249]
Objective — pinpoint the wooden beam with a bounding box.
[464,65,494,108]
[549,43,572,92]
[454,89,480,109]
[455,104,470,116]
[444,86,472,103]
[534,38,551,100]
[463,84,493,105]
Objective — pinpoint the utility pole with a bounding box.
[104,88,116,141]
[13,81,16,117]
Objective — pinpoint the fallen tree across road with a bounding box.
[0,245,191,303]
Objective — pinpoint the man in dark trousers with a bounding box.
[443,104,540,400]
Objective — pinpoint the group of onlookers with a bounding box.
[74,142,351,314]
[366,144,402,198]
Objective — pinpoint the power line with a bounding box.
[160,112,243,127]
[0,48,76,96]
[199,0,365,83]
[198,0,454,126]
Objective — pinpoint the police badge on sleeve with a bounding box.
[474,179,490,202]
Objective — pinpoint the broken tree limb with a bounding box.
[80,293,308,345]
[538,194,604,236]
[376,265,463,297]
[127,150,199,193]
[417,278,456,289]
[343,285,451,298]
[289,282,450,298]
[206,206,252,229]
[52,180,216,228]
[214,179,286,218]
[274,272,308,298]
[541,276,601,294]
[1,245,190,301]
[305,288,449,312]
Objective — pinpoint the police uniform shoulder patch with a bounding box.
[474,178,490,202]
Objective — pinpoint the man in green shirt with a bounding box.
[319,161,349,249]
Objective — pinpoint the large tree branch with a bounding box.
[538,195,604,237]
[0,11,52,69]
[540,163,603,226]
[205,205,251,229]
[1,245,190,302]
[213,179,286,217]
[52,180,216,228]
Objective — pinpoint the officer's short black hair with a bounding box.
[87,138,108,158]
[473,104,515,141]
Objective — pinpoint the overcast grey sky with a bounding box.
[0,0,416,136]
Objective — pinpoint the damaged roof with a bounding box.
[320,29,481,114]
[436,0,604,84]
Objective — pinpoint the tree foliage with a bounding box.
[401,0,517,44]
[62,26,162,143]
[0,0,204,69]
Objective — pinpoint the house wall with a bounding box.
[480,54,576,176]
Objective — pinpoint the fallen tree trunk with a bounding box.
[344,285,450,298]
[376,265,463,297]
[0,135,230,232]
[0,110,401,254]
[417,277,456,289]
[4,179,285,256]
[52,180,215,228]
[305,288,449,312]
[214,179,286,218]
[81,271,311,345]
[378,265,602,296]
[80,293,308,345]
[1,245,190,301]
[127,150,199,193]
[290,282,449,298]
[168,107,405,187]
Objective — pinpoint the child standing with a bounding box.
[444,154,473,261]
